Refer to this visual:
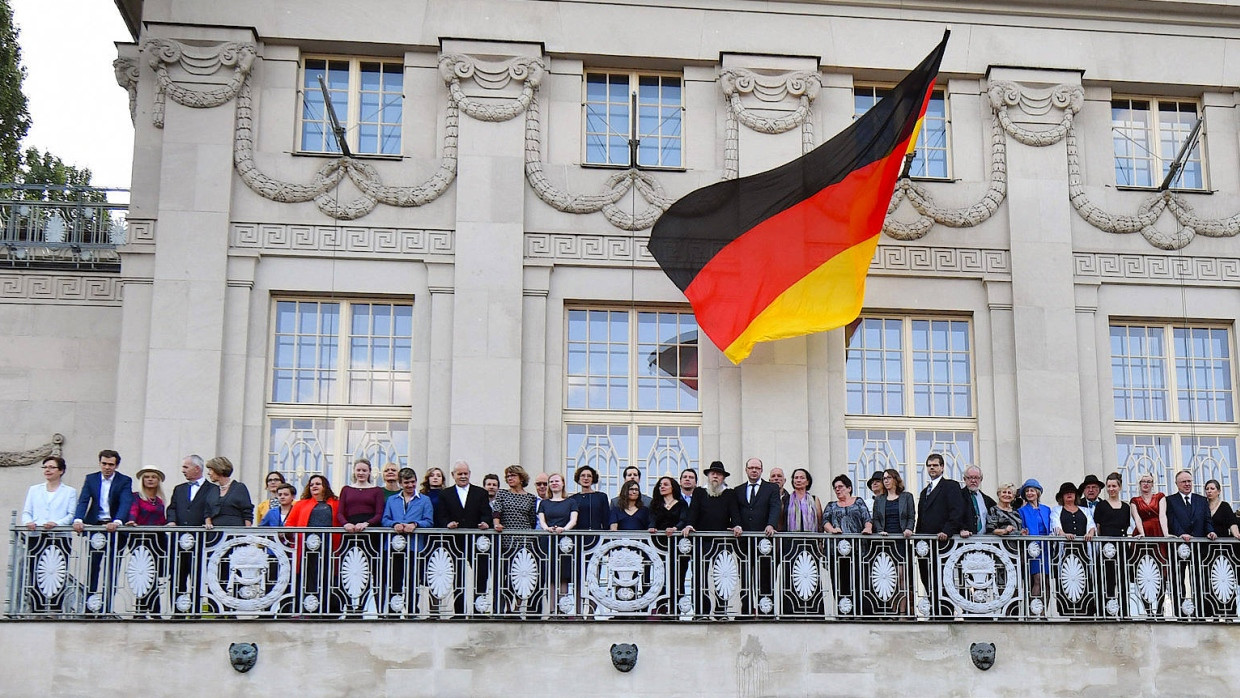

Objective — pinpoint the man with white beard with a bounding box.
[682,461,740,618]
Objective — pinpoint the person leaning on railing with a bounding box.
[1050,481,1098,616]
[20,455,76,612]
[871,468,915,614]
[984,482,1021,535]
[125,466,168,616]
[782,468,824,615]
[286,475,340,615]
[1017,479,1052,616]
[382,467,434,616]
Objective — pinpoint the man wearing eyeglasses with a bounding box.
[959,466,996,537]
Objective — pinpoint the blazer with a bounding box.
[74,471,133,525]
[166,479,217,526]
[915,477,965,535]
[1165,491,1215,538]
[435,484,492,528]
[732,480,782,531]
[686,486,740,531]
[871,491,917,534]
[960,487,998,534]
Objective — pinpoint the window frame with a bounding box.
[854,84,952,181]
[562,305,701,495]
[1111,96,1207,191]
[1111,321,1237,499]
[297,55,405,158]
[581,70,685,170]
[264,297,415,488]
[844,315,979,494]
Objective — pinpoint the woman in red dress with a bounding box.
[1129,471,1167,616]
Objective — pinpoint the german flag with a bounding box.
[649,32,949,363]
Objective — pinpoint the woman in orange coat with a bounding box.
[285,474,340,615]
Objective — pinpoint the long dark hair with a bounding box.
[649,476,683,512]
[618,480,646,509]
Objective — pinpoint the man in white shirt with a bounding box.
[679,469,698,509]
[21,455,77,612]
[72,449,132,613]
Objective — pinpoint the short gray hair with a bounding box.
[184,454,204,469]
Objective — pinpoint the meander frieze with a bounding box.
[1074,252,1240,286]
[869,245,1010,277]
[524,232,657,266]
[231,223,453,256]
[0,273,122,305]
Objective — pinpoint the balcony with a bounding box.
[7,524,1236,621]
[0,185,128,272]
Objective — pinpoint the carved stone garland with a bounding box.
[141,39,256,129]
[720,68,820,180]
[0,433,64,468]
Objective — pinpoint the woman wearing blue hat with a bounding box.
[1018,478,1053,615]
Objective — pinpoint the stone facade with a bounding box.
[2,621,1237,696]
[4,1,1240,600]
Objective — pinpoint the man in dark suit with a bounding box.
[683,461,740,617]
[1165,470,1217,616]
[72,449,132,612]
[732,457,780,616]
[434,460,492,615]
[960,466,997,537]
[914,453,965,615]
[769,467,791,532]
[166,454,217,614]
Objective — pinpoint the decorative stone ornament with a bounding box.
[970,642,996,671]
[229,642,258,673]
[610,643,638,673]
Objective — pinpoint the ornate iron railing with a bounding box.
[0,185,127,270]
[7,522,1238,621]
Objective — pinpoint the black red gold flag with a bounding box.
[649,31,950,363]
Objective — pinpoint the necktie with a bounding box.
[972,494,982,532]
[1185,494,1192,508]
[750,484,757,503]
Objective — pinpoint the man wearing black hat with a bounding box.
[683,461,740,618]
[1078,474,1104,511]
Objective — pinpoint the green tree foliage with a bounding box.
[19,147,103,201]
[0,0,30,183]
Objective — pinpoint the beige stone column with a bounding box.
[134,28,256,465]
[521,263,551,472]
[988,67,1087,485]
[426,260,455,471]
[721,55,822,474]
[442,42,542,469]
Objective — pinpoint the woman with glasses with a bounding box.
[253,472,286,527]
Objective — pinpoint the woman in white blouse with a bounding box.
[21,455,77,612]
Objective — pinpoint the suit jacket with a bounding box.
[1165,491,1215,538]
[74,471,134,524]
[166,479,217,526]
[435,484,492,528]
[775,489,791,532]
[686,486,740,531]
[960,487,998,534]
[732,480,781,531]
[915,477,965,535]
[871,491,917,534]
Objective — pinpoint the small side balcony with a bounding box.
[0,185,128,272]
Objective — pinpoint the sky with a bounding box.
[12,0,134,190]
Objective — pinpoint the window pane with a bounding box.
[848,429,907,494]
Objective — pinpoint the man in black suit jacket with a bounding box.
[434,460,492,615]
[682,461,740,617]
[732,458,780,616]
[165,455,217,615]
[959,466,997,537]
[72,449,132,611]
[1165,470,1216,616]
[915,453,965,615]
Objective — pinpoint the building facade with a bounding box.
[3,0,1240,531]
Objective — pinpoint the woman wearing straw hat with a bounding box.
[125,466,167,616]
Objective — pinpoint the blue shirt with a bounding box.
[383,492,434,528]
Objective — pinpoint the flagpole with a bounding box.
[1159,116,1202,191]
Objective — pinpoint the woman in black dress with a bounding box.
[537,473,579,612]
[1092,472,1139,616]
[1205,479,1239,616]
[203,457,254,527]
[1050,481,1096,617]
